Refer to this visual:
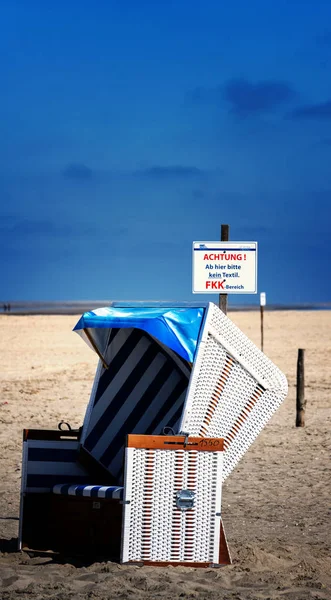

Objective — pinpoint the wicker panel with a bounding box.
[180,303,288,480]
[122,444,223,564]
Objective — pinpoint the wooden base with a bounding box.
[21,494,123,559]
[22,494,231,566]
[218,518,232,565]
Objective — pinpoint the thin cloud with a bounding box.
[224,79,296,116]
[137,165,205,179]
[189,78,296,116]
[0,215,97,238]
[0,215,66,236]
[62,163,94,180]
[289,100,331,120]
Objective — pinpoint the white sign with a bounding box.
[192,241,258,294]
[260,292,266,306]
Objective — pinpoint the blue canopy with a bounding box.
[74,306,206,362]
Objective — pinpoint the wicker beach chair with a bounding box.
[18,302,287,567]
[77,303,287,485]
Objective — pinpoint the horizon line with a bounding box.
[1,300,331,315]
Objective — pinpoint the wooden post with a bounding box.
[296,349,306,427]
[260,304,264,352]
[260,292,266,352]
[219,224,229,315]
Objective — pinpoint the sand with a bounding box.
[0,310,330,600]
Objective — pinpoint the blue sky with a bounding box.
[1,0,331,305]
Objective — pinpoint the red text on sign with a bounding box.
[203,253,246,261]
[206,280,226,290]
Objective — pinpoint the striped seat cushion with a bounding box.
[52,484,124,499]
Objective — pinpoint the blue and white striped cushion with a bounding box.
[52,484,123,499]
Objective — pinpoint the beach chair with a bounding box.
[18,302,287,567]
[76,303,287,485]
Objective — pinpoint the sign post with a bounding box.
[219,224,229,315]
[260,292,266,352]
[192,241,258,296]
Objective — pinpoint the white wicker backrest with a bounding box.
[179,303,288,481]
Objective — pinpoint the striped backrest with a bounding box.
[21,439,91,493]
[80,327,191,483]
[179,303,288,481]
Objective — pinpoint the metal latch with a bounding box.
[175,490,195,511]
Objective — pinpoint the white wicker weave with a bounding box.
[179,303,288,481]
[121,442,223,564]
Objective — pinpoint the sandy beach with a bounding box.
[0,310,330,600]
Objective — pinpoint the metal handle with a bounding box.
[175,490,195,511]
